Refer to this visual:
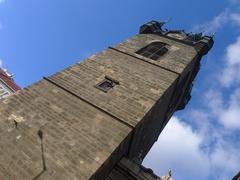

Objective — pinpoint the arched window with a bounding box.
[136,42,168,60]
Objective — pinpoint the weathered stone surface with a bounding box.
[0,80,132,179]
[113,34,198,74]
[0,23,213,179]
[48,49,178,127]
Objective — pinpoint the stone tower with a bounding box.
[0,21,213,179]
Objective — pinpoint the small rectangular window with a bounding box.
[95,76,119,92]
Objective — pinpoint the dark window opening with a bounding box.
[99,81,114,90]
[96,76,119,92]
[136,42,168,60]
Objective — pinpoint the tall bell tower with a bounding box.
[106,21,213,179]
[0,21,213,180]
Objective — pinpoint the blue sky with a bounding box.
[0,0,239,180]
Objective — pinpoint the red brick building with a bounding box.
[0,68,21,99]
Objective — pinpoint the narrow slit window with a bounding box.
[136,42,168,60]
[95,76,119,92]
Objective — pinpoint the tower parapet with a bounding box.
[139,20,214,55]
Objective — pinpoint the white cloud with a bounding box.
[144,6,240,180]
[225,37,240,65]
[0,59,2,67]
[220,36,240,87]
[192,10,240,34]
[205,90,224,115]
[219,88,240,129]
[220,107,240,128]
[192,10,229,34]
[209,136,240,180]
[143,116,240,180]
[230,13,240,26]
[143,117,210,180]
[204,88,240,129]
